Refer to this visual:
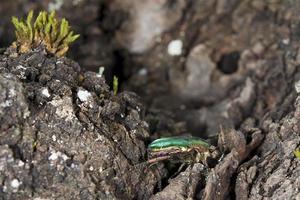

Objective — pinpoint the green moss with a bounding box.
[12,10,79,57]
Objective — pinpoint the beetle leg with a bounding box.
[218,152,225,162]
[147,155,171,166]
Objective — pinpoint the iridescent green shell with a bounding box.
[149,136,211,151]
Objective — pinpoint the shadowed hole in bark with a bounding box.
[206,157,218,168]
[9,144,24,161]
[151,168,169,194]
[98,2,128,33]
[164,0,180,9]
[230,172,239,200]
[217,51,240,74]
[107,49,129,91]
[152,163,188,194]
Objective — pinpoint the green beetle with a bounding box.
[147,136,220,167]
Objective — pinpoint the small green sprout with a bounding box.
[294,149,300,159]
[11,10,79,57]
[32,141,37,149]
[113,76,119,95]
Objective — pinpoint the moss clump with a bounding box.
[12,10,79,57]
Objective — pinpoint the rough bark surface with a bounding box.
[0,48,160,199]
[0,0,299,200]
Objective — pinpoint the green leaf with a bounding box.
[26,11,34,42]
[12,17,21,40]
[49,10,56,19]
[12,17,20,29]
[41,11,47,26]
[64,32,80,44]
[45,21,51,35]
[18,22,29,40]
[48,11,57,41]
[69,34,80,43]
[34,12,44,39]
[60,19,70,38]
[34,12,43,30]
[53,18,67,46]
[26,11,33,24]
